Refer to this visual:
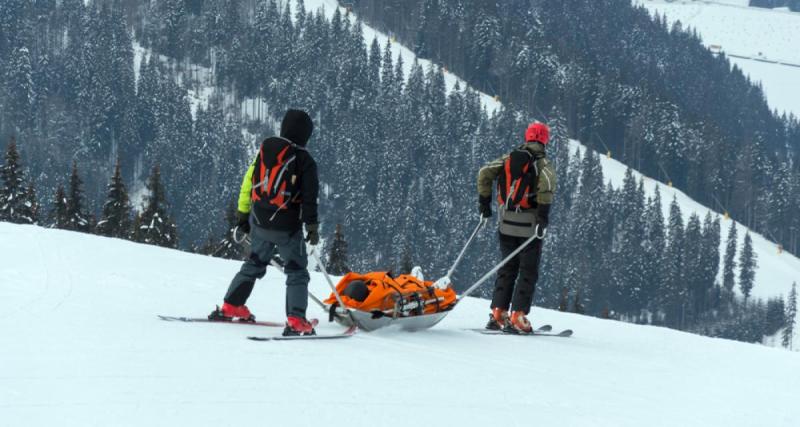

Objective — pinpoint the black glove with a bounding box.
[305,223,320,246]
[478,195,492,218]
[536,203,551,230]
[236,211,251,235]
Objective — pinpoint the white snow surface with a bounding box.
[1,222,799,426]
[636,0,800,115]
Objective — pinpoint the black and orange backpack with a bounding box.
[497,147,542,210]
[251,136,306,212]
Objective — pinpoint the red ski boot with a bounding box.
[283,316,317,336]
[505,311,533,334]
[208,303,255,322]
[485,308,509,330]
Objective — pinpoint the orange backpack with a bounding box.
[324,272,457,318]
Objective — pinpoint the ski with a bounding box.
[247,324,357,341]
[467,324,551,333]
[157,315,284,328]
[467,325,573,337]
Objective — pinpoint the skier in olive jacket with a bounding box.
[210,109,320,336]
[477,122,556,334]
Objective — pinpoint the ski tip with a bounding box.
[556,329,574,337]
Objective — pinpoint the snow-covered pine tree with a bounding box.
[783,282,797,349]
[211,199,246,261]
[49,185,68,229]
[700,212,721,313]
[326,223,349,276]
[5,46,35,131]
[0,137,32,223]
[97,158,132,238]
[19,184,38,224]
[65,161,91,232]
[765,297,786,336]
[722,221,738,301]
[662,196,685,328]
[643,186,666,314]
[133,165,178,248]
[683,213,704,326]
[739,232,757,303]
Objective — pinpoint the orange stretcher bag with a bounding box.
[324,272,456,318]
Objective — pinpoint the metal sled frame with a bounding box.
[328,305,452,332]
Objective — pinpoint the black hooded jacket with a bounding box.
[240,110,319,232]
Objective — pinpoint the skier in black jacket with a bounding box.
[210,109,320,336]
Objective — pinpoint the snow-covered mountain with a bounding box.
[636,0,800,116]
[1,222,798,426]
[285,0,800,319]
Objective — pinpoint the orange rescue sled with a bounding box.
[323,272,457,331]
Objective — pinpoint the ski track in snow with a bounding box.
[1,222,799,426]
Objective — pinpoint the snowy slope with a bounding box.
[636,0,800,115]
[1,222,799,427]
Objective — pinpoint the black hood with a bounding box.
[280,109,314,146]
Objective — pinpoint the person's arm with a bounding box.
[237,156,258,215]
[477,156,505,198]
[476,156,505,217]
[536,158,556,205]
[535,158,556,230]
[300,156,319,225]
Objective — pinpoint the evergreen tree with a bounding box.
[783,283,797,349]
[65,162,91,232]
[399,244,413,275]
[662,196,685,328]
[326,223,349,275]
[97,158,132,238]
[19,184,38,224]
[739,232,757,303]
[212,199,247,260]
[49,185,68,229]
[133,165,178,248]
[0,137,31,223]
[722,221,738,299]
[765,297,786,336]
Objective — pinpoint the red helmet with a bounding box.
[525,122,550,144]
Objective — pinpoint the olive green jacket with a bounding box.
[477,142,556,206]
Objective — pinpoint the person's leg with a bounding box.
[511,238,543,314]
[273,230,310,318]
[490,232,520,310]
[224,235,276,306]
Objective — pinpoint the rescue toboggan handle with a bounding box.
[457,225,546,303]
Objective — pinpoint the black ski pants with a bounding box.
[490,232,543,314]
[224,226,310,318]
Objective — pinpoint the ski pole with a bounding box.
[310,247,357,325]
[457,225,547,302]
[433,217,487,289]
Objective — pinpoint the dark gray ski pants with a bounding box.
[224,226,310,318]
[490,232,543,314]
